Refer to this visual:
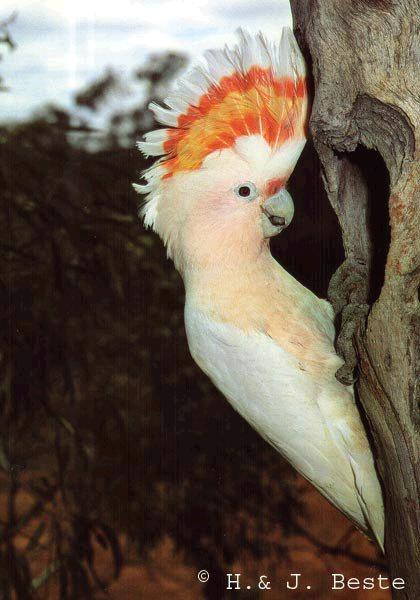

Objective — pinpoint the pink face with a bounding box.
[153,142,297,270]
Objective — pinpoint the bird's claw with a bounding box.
[328,258,370,385]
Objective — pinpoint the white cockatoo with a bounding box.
[134,28,384,548]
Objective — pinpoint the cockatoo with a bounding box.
[134,28,384,548]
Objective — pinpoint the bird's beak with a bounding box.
[260,188,294,238]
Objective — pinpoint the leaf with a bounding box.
[68,559,91,599]
[14,555,32,599]
[31,559,61,591]
[94,523,123,579]
[0,438,10,471]
[25,520,46,553]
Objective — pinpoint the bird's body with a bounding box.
[184,252,383,545]
[135,27,384,548]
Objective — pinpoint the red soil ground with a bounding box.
[4,475,390,600]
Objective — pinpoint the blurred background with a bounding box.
[0,2,387,599]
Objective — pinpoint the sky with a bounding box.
[0,0,292,121]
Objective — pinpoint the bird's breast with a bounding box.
[184,304,332,477]
[183,304,380,534]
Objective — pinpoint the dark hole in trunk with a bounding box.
[274,141,390,306]
[272,141,344,298]
[349,146,391,304]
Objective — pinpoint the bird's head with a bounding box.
[135,28,308,272]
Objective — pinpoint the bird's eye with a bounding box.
[233,182,258,201]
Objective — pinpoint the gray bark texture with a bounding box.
[290,0,420,597]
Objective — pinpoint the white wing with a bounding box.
[185,306,384,547]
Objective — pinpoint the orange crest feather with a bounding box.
[135,27,308,225]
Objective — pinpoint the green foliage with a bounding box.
[0,13,16,91]
[75,70,122,111]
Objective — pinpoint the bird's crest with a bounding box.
[135,27,308,226]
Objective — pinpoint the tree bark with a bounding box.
[290,1,420,597]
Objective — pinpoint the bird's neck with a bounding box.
[181,246,303,331]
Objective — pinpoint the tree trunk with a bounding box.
[290,1,420,597]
